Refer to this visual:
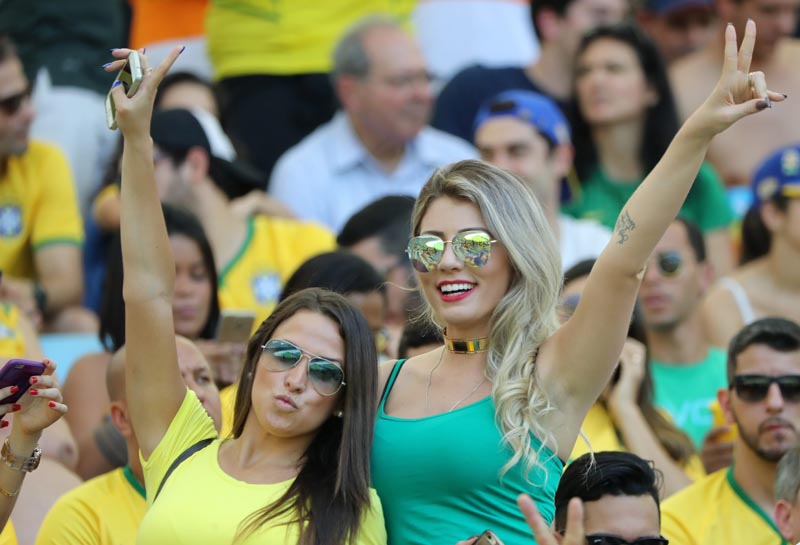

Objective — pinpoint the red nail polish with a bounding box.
[29,389,38,396]
[0,421,7,429]
[30,377,37,384]
[48,401,56,408]
[9,386,18,394]
[12,404,21,412]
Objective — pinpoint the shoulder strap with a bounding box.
[378,359,407,407]
[153,438,213,503]
[718,277,757,324]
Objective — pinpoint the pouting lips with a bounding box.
[439,283,475,294]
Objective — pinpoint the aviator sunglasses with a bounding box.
[731,374,800,403]
[651,251,683,277]
[406,230,497,273]
[261,339,346,396]
[0,85,32,116]
[586,535,669,545]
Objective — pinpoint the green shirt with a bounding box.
[650,348,728,447]
[564,163,733,233]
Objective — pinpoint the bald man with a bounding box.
[35,336,222,545]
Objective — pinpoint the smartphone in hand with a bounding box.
[215,310,256,344]
[474,530,503,545]
[105,50,143,130]
[0,359,46,404]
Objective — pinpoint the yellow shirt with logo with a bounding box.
[35,466,146,545]
[137,389,387,544]
[569,402,706,482]
[0,304,25,358]
[217,215,335,329]
[661,467,788,545]
[0,142,83,280]
[206,0,414,78]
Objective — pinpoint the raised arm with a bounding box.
[543,21,783,413]
[109,47,186,458]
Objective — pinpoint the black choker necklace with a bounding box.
[443,330,490,354]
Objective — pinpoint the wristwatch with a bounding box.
[1,438,41,472]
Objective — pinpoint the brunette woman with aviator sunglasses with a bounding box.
[109,47,385,545]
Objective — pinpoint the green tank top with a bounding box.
[371,359,564,545]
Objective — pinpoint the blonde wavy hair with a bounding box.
[411,160,564,479]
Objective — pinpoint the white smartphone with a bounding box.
[105,51,143,130]
[215,310,256,344]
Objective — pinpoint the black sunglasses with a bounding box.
[0,85,32,116]
[586,534,668,545]
[731,374,800,403]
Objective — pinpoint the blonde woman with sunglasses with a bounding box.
[108,47,386,545]
[371,21,784,545]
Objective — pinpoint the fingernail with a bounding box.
[9,387,18,395]
[29,389,38,396]
[765,97,772,108]
[12,405,21,412]
[48,401,56,408]
[0,421,7,429]
[109,48,117,53]
[112,81,122,88]
[180,45,186,54]
[783,93,788,98]
[756,100,769,110]
[727,21,733,26]
[30,377,37,384]
[42,359,50,366]
[102,62,112,68]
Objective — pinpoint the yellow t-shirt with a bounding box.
[0,304,25,358]
[138,389,387,544]
[569,403,706,482]
[219,383,237,439]
[35,467,146,545]
[217,215,335,329]
[0,142,83,280]
[661,467,788,545]
[206,0,414,78]
[0,521,17,545]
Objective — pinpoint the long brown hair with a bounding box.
[231,288,378,545]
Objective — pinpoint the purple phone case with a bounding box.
[0,359,45,404]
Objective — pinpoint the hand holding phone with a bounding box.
[105,50,143,130]
[473,530,503,545]
[0,359,46,405]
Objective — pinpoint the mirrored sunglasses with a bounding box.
[654,251,683,277]
[731,374,800,403]
[261,339,346,396]
[0,85,32,116]
[406,230,497,273]
[586,534,669,545]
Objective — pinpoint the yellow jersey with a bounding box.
[35,466,146,545]
[218,383,236,439]
[217,215,335,328]
[662,467,788,545]
[0,142,83,280]
[206,0,414,78]
[0,522,17,545]
[138,389,387,544]
[0,304,25,358]
[570,402,706,482]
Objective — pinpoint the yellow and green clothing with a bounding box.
[206,0,414,79]
[0,304,25,358]
[564,163,733,233]
[569,402,706,482]
[217,215,334,328]
[138,389,387,544]
[661,467,788,545]
[0,141,83,280]
[35,466,146,545]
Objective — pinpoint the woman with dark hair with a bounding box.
[702,143,800,348]
[108,47,385,545]
[565,24,735,275]
[561,259,702,498]
[63,203,225,480]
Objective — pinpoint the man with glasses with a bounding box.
[640,218,730,471]
[0,34,92,333]
[269,16,475,233]
[473,90,611,271]
[662,317,800,545]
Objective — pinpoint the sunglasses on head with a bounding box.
[406,230,497,273]
[652,251,683,277]
[586,534,669,545]
[0,85,32,116]
[731,374,800,403]
[261,339,346,396]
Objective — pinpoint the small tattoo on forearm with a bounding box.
[616,211,636,245]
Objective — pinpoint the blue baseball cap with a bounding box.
[473,90,571,146]
[751,144,800,205]
[643,0,714,15]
